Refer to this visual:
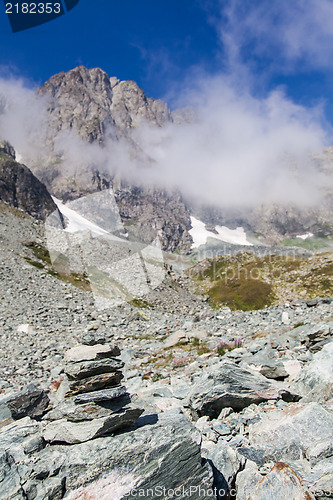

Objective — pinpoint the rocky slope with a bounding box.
[0,140,56,220]
[0,202,333,498]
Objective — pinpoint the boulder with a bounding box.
[236,460,262,500]
[291,341,333,402]
[246,462,315,499]
[205,441,246,498]
[1,410,213,499]
[303,458,333,498]
[249,402,333,462]
[164,329,189,348]
[187,362,299,418]
[0,384,49,421]
[259,361,289,380]
[300,322,333,352]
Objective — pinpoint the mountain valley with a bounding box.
[0,66,332,499]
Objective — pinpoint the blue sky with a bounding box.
[1,0,333,123]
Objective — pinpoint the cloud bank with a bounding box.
[133,77,331,207]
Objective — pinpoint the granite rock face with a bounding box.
[0,144,56,219]
[18,64,332,251]
[38,66,175,144]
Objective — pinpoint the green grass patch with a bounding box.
[22,241,91,292]
[129,298,152,309]
[208,276,275,311]
[23,241,52,265]
[23,257,45,269]
[188,251,332,310]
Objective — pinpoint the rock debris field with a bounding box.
[1,203,333,499]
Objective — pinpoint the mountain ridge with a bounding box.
[4,65,333,253]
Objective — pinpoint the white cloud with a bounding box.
[0,77,50,160]
[218,0,333,71]
[133,76,331,207]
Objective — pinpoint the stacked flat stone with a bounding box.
[43,343,144,444]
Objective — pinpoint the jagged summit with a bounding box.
[39,65,174,144]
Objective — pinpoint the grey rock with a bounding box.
[0,402,13,429]
[65,357,124,379]
[81,332,107,345]
[212,422,232,436]
[164,329,188,347]
[43,406,144,444]
[208,441,246,495]
[246,462,315,499]
[0,384,49,421]
[187,362,298,418]
[292,341,333,402]
[0,139,15,159]
[249,402,333,462]
[306,440,333,466]
[303,457,333,498]
[64,343,121,362]
[236,460,262,500]
[44,395,132,422]
[217,407,234,420]
[301,322,333,353]
[73,385,127,404]
[67,371,123,395]
[1,410,213,499]
[35,66,193,253]
[0,147,56,219]
[259,361,289,380]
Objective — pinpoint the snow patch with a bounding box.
[296,233,314,240]
[53,197,117,238]
[189,216,252,248]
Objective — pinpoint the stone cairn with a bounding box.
[43,341,144,444]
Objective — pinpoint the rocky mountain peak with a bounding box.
[39,66,114,143]
[39,65,173,144]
